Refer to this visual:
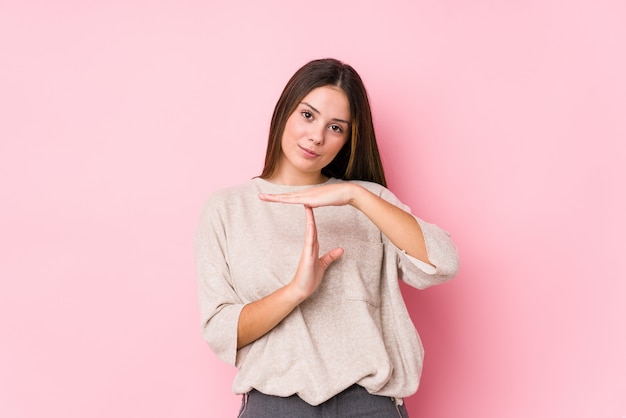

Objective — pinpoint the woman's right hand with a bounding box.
[288,206,344,302]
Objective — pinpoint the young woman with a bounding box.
[195,58,459,417]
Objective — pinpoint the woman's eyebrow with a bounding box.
[301,102,350,125]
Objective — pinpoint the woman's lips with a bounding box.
[299,145,319,158]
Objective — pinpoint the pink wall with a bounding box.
[1,1,624,417]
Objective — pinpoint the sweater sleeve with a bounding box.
[194,197,244,366]
[377,186,460,289]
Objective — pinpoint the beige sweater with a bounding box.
[194,177,459,406]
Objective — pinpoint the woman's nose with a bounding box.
[309,125,324,145]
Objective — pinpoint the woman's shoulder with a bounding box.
[201,179,259,207]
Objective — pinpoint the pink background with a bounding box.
[1,1,625,417]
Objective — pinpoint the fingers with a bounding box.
[303,206,343,270]
[258,192,280,202]
[303,205,318,257]
[258,192,298,203]
[258,190,316,205]
[319,247,344,270]
[293,206,343,300]
[259,184,350,208]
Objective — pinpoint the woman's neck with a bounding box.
[265,170,329,186]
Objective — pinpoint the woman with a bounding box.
[195,58,459,417]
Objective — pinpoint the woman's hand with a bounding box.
[288,205,344,301]
[258,183,357,208]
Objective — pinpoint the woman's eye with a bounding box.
[301,111,313,119]
[330,124,343,133]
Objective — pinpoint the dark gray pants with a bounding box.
[237,384,409,418]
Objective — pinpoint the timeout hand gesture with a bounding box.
[259,185,350,301]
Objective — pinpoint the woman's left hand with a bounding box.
[258,183,357,208]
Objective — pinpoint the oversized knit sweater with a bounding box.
[194,177,459,406]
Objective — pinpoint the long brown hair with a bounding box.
[260,58,387,187]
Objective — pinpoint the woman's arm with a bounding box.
[349,185,432,265]
[236,282,301,349]
[236,206,344,349]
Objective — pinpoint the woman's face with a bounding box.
[273,85,351,185]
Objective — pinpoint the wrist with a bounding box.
[348,184,368,209]
[284,280,309,305]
